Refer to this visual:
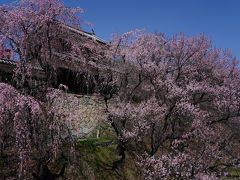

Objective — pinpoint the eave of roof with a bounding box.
[0,58,44,71]
[60,23,108,45]
[0,58,17,66]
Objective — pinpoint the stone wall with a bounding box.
[54,93,109,139]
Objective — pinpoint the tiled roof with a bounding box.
[0,58,17,66]
[60,23,108,44]
[0,58,44,71]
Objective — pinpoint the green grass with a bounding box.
[77,137,116,146]
[226,166,240,179]
[75,137,137,179]
[77,140,119,179]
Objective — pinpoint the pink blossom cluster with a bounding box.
[0,83,80,178]
[107,30,240,179]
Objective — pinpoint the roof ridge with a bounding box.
[56,21,108,44]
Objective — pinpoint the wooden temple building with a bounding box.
[0,25,113,94]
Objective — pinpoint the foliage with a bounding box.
[105,31,240,179]
[0,0,108,178]
[0,83,80,178]
[0,0,240,179]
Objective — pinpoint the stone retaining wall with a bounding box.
[54,93,109,139]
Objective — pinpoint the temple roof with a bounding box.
[60,23,108,45]
[0,58,17,66]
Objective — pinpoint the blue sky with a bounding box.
[66,0,240,59]
[1,0,240,59]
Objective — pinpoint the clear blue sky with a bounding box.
[1,0,240,59]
